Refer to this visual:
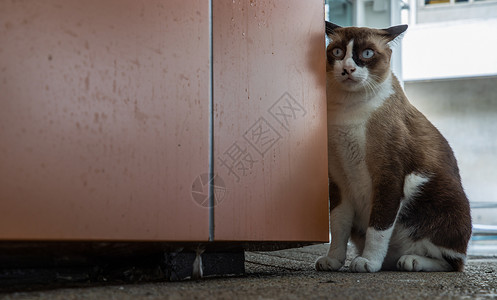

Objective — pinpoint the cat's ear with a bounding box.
[326,21,341,36]
[382,24,408,48]
[384,24,408,37]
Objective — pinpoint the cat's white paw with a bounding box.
[315,256,343,271]
[350,256,381,273]
[397,255,422,272]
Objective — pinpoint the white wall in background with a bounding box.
[402,18,497,81]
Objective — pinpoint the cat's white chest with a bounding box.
[328,122,372,222]
[328,119,374,231]
[326,76,393,229]
[331,124,366,169]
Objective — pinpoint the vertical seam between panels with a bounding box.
[208,0,215,242]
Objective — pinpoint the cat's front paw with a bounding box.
[350,256,381,273]
[315,256,343,271]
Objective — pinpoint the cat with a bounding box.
[315,22,472,272]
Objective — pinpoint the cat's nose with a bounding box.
[343,67,356,75]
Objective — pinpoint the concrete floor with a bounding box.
[1,244,496,300]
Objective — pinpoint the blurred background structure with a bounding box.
[325,0,497,255]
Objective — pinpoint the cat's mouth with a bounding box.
[341,76,361,86]
[337,76,367,91]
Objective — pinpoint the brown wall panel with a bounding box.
[212,1,329,241]
[0,0,210,240]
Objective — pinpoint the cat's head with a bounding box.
[325,22,407,93]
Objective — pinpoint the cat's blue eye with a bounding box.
[332,47,344,59]
[362,49,374,59]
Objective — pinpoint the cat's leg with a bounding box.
[395,239,467,272]
[350,173,431,273]
[388,228,454,271]
[397,255,452,272]
[315,182,353,271]
[350,177,407,273]
[350,226,394,272]
[315,202,353,271]
[393,172,468,272]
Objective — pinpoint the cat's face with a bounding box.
[325,22,407,93]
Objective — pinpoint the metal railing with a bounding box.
[471,202,497,237]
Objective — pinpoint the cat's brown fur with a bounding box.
[316,22,472,273]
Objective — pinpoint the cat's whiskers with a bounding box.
[363,79,378,100]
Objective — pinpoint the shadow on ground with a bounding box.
[1,244,496,300]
